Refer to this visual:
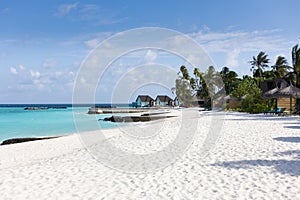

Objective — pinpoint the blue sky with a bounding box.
[1,0,300,103]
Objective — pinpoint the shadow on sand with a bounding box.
[212,113,300,176]
[226,113,300,122]
[283,126,300,129]
[273,137,300,143]
[212,157,300,176]
[212,139,300,176]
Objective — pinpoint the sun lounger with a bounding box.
[264,108,286,115]
[276,108,287,116]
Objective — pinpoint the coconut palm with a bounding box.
[204,66,223,96]
[271,56,289,79]
[176,65,194,106]
[193,67,209,99]
[179,65,190,80]
[220,66,239,94]
[249,51,270,78]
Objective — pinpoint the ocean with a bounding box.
[0,104,131,143]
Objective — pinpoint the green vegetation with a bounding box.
[176,65,223,108]
[231,77,267,113]
[175,41,300,113]
[250,51,270,78]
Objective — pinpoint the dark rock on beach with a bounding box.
[141,111,170,116]
[103,116,125,122]
[101,115,175,123]
[1,136,59,145]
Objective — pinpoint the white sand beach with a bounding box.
[1,109,300,199]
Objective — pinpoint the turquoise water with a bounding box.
[0,107,119,142]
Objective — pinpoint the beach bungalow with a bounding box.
[155,95,174,107]
[224,95,240,109]
[135,95,154,107]
[260,79,297,110]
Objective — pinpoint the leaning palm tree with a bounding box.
[271,55,290,79]
[249,51,270,78]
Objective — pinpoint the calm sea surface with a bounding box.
[0,104,130,142]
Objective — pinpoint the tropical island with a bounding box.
[174,43,300,114]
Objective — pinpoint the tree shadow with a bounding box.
[227,115,300,121]
[212,150,300,176]
[274,150,300,159]
[284,126,300,129]
[273,137,300,143]
[283,122,300,125]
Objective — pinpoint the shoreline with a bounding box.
[1,109,298,146]
[0,108,177,145]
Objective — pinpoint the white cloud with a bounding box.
[84,38,100,48]
[54,2,125,26]
[144,50,158,63]
[110,64,177,102]
[81,4,98,12]
[185,27,294,75]
[19,65,26,70]
[10,67,17,74]
[55,2,79,16]
[82,32,113,48]
[79,4,127,25]
[30,70,41,79]
[42,59,57,69]
[80,77,86,84]
[226,48,240,68]
[189,29,291,54]
[55,71,63,78]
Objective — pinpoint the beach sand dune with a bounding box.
[1,110,300,199]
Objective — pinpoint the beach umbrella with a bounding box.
[224,95,234,101]
[240,94,247,100]
[215,95,238,101]
[262,87,279,109]
[262,87,279,99]
[273,84,300,112]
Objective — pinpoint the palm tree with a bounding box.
[179,65,190,80]
[193,67,209,99]
[262,70,275,79]
[284,45,300,86]
[220,66,239,94]
[282,44,300,111]
[271,56,289,79]
[249,51,270,78]
[292,44,300,87]
[204,66,221,96]
[176,65,193,106]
